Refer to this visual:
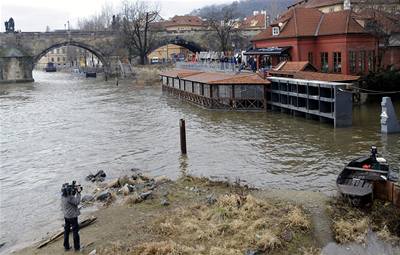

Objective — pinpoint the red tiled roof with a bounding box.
[209,74,271,85]
[252,8,367,41]
[160,69,270,85]
[240,14,266,29]
[159,69,203,78]
[269,70,360,82]
[318,10,365,35]
[273,61,318,72]
[163,15,205,28]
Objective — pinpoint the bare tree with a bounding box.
[120,0,160,65]
[66,46,79,67]
[205,4,239,53]
[354,1,399,68]
[77,2,116,31]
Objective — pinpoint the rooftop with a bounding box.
[273,61,318,72]
[163,16,205,28]
[252,8,366,41]
[160,69,271,85]
[240,13,266,29]
[269,70,360,82]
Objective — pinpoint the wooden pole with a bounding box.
[180,119,187,154]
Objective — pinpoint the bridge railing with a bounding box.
[175,61,239,73]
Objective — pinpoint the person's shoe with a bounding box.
[64,247,71,252]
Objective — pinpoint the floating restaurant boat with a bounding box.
[337,146,399,206]
[44,62,56,72]
[85,72,97,78]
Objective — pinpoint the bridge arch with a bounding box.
[33,41,108,68]
[151,37,205,54]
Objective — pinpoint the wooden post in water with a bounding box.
[180,119,187,154]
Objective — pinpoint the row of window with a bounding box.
[308,50,375,74]
[49,57,66,62]
[349,50,375,74]
[49,48,86,54]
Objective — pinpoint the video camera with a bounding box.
[61,181,82,196]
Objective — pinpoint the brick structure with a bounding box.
[162,16,206,32]
[250,7,378,75]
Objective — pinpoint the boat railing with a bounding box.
[175,61,238,73]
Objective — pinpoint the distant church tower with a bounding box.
[344,0,351,10]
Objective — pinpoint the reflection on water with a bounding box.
[0,71,399,253]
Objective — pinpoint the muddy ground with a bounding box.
[12,176,322,255]
[12,174,400,255]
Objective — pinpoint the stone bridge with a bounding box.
[0,29,260,83]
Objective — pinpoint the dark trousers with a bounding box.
[63,217,80,250]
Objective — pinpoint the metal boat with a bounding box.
[337,146,398,205]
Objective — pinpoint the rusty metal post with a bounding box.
[180,119,187,154]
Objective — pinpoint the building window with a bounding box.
[63,57,66,62]
[333,52,341,73]
[272,27,280,36]
[349,51,356,73]
[368,50,375,72]
[320,52,328,72]
[57,57,60,62]
[51,57,54,62]
[359,51,366,73]
[56,49,60,54]
[308,52,313,64]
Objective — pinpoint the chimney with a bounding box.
[253,11,259,16]
[344,0,351,10]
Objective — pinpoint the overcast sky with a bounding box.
[0,0,232,32]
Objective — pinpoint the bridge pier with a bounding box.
[0,47,34,83]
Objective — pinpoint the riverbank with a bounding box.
[13,174,321,255]
[12,172,400,255]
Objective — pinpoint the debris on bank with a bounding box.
[94,175,317,255]
[328,198,400,245]
[84,170,171,207]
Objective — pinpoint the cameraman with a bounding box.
[61,183,82,252]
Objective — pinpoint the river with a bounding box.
[0,71,399,253]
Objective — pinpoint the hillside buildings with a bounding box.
[288,0,400,14]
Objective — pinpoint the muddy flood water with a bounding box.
[1,71,399,253]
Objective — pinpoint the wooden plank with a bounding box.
[37,217,96,249]
[345,166,388,174]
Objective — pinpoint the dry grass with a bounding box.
[286,207,312,230]
[332,217,369,243]
[329,199,400,244]
[147,193,310,254]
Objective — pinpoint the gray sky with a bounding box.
[0,0,232,32]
